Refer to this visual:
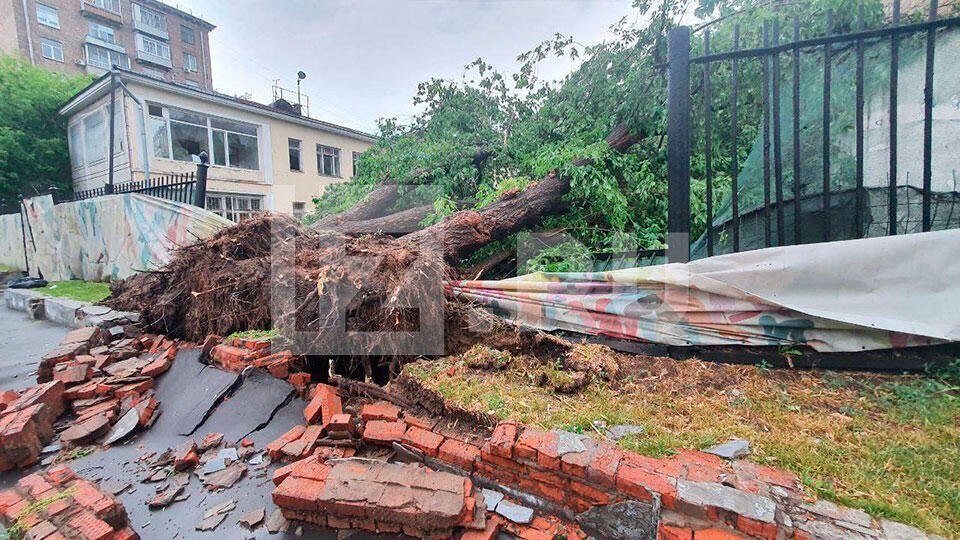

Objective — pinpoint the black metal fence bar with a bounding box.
[772,19,785,246]
[667,25,692,263]
[762,21,772,248]
[730,25,741,253]
[922,1,938,231]
[855,4,866,236]
[666,0,959,262]
[889,1,901,235]
[703,30,714,257]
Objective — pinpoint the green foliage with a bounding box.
[0,55,93,209]
[420,194,458,227]
[521,241,594,274]
[306,0,890,266]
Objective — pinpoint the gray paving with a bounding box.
[0,306,69,392]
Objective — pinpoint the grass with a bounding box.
[406,355,960,536]
[0,264,19,273]
[38,280,111,303]
[226,328,279,341]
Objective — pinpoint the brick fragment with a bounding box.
[482,421,518,459]
[304,384,341,427]
[360,401,400,422]
[402,426,444,457]
[362,420,406,446]
[66,509,113,540]
[273,476,325,512]
[659,524,694,540]
[210,344,254,372]
[287,373,310,395]
[437,438,480,471]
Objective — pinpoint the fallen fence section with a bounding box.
[0,193,230,282]
[449,229,960,353]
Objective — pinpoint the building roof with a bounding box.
[140,0,216,30]
[59,70,378,143]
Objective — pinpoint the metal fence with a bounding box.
[666,1,960,262]
[67,172,198,205]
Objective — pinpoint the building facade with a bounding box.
[0,0,214,90]
[59,70,377,221]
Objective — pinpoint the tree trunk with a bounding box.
[311,183,400,229]
[333,204,435,235]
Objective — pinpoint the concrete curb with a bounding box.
[2,288,139,329]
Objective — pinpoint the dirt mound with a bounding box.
[107,214,461,358]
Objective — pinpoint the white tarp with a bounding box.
[450,230,960,352]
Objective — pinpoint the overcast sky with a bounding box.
[168,0,636,133]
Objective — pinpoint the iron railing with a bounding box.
[666,1,960,262]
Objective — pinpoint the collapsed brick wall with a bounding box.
[0,465,137,540]
[269,382,940,540]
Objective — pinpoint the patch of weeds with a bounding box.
[227,329,278,341]
[38,281,110,303]
[462,345,512,370]
[485,394,506,417]
[536,361,587,394]
[64,447,93,460]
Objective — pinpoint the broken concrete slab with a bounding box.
[495,499,534,524]
[60,413,111,447]
[238,506,265,529]
[677,479,777,523]
[150,348,239,437]
[201,368,295,443]
[554,429,587,455]
[102,407,140,446]
[203,461,246,490]
[481,488,505,510]
[148,485,184,509]
[705,438,750,460]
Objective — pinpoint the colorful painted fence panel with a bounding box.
[4,194,230,281]
[449,230,960,352]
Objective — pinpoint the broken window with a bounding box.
[317,144,341,177]
[289,139,302,171]
[170,120,208,162]
[292,201,306,220]
[206,193,264,222]
[147,104,260,169]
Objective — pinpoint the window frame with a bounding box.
[88,0,121,15]
[292,202,306,220]
[36,3,59,29]
[316,144,341,177]
[85,43,130,70]
[205,193,265,223]
[180,24,196,45]
[352,151,361,178]
[182,52,198,72]
[288,138,302,171]
[133,3,166,32]
[136,34,171,62]
[87,21,117,44]
[40,38,63,62]
[148,103,261,171]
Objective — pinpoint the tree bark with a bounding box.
[333,204,434,235]
[311,183,400,229]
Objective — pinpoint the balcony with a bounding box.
[133,18,168,40]
[84,34,125,54]
[80,0,122,24]
[136,49,172,69]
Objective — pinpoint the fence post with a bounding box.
[106,71,117,194]
[667,26,691,263]
[193,151,209,208]
[18,194,29,275]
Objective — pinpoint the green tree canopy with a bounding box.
[0,54,92,210]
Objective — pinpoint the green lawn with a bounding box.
[0,264,19,273]
[38,280,111,303]
[407,351,960,536]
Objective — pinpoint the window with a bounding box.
[289,139,302,171]
[88,22,116,44]
[133,4,166,32]
[184,79,201,89]
[67,104,124,174]
[148,104,260,170]
[40,38,63,62]
[205,193,263,222]
[137,34,170,61]
[82,110,107,163]
[88,0,121,14]
[182,52,197,72]
[36,4,59,29]
[317,145,341,177]
[68,123,84,170]
[86,44,129,70]
[352,151,361,178]
[180,24,195,44]
[292,202,306,220]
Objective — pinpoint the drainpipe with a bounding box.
[19,0,35,65]
[115,78,151,181]
[107,71,117,192]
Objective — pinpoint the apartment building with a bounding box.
[0,0,214,90]
[59,70,377,221]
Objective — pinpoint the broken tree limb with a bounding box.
[402,123,641,263]
[311,183,400,229]
[335,204,434,236]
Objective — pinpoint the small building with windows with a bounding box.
[58,69,376,221]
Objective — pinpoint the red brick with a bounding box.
[46,465,77,485]
[569,480,613,505]
[287,372,311,395]
[360,401,399,422]
[67,509,113,540]
[616,463,677,506]
[659,524,694,540]
[0,489,23,513]
[110,526,138,540]
[272,476,325,512]
[362,420,406,446]
[693,529,748,540]
[44,497,71,517]
[290,456,331,482]
[514,428,553,461]
[273,461,297,486]
[140,354,171,378]
[304,384,341,425]
[210,344,254,371]
[561,447,596,478]
[113,379,153,399]
[53,363,93,385]
[735,515,778,540]
[402,426,444,457]
[482,421,518,459]
[326,413,353,433]
[437,438,480,471]
[403,415,436,431]
[234,337,272,351]
[17,473,53,498]
[460,514,502,540]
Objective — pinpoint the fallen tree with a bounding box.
[107,125,640,363]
